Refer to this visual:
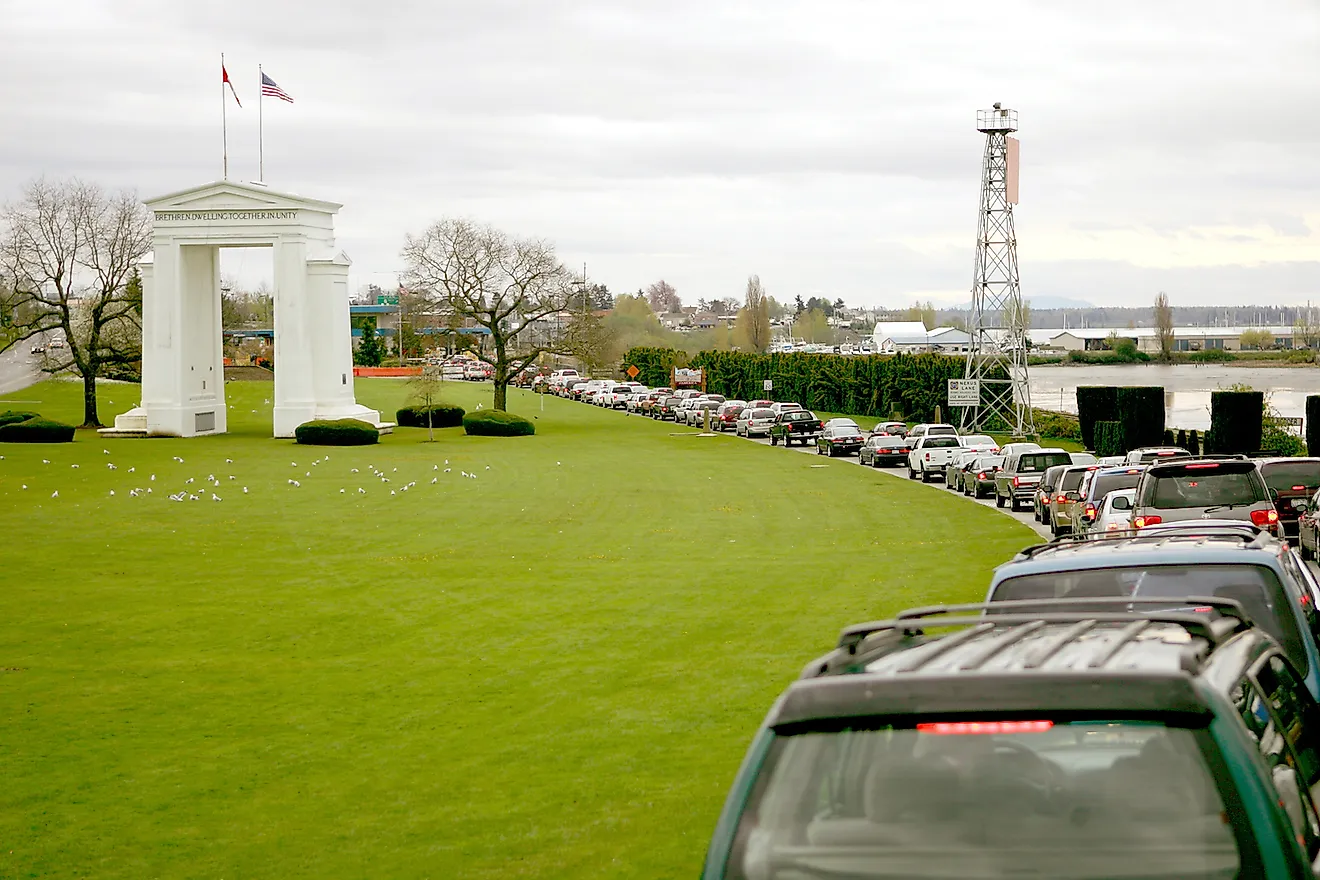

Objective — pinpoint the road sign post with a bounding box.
[763,379,773,393]
[948,379,980,408]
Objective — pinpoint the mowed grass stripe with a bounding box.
[0,378,1034,879]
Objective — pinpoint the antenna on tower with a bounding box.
[959,103,1035,438]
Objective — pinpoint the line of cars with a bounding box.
[703,517,1320,879]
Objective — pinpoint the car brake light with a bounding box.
[917,720,1053,735]
[1250,509,1280,527]
[1133,514,1162,528]
[1293,485,1307,491]
[1184,463,1220,470]
[1056,494,1068,503]
[977,472,986,479]
[1084,503,1097,519]
[925,453,930,460]
[1012,476,1020,487]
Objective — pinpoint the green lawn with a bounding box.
[1,378,1036,879]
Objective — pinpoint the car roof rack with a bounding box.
[1012,526,1271,557]
[1149,453,1251,464]
[831,596,1249,663]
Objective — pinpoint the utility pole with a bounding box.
[959,103,1035,438]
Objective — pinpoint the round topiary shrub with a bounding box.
[0,410,40,427]
[395,404,465,429]
[462,410,535,437]
[0,417,76,443]
[294,418,380,446]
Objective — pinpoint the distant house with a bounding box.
[926,326,972,353]
[691,311,718,330]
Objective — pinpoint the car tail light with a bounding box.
[1056,494,1068,503]
[1133,515,1161,528]
[1251,509,1280,527]
[1185,463,1220,470]
[917,720,1052,735]
[1084,503,1097,520]
[1012,476,1020,488]
[977,471,986,479]
[1293,485,1307,491]
[925,453,931,460]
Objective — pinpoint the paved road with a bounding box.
[717,422,1053,540]
[0,338,42,396]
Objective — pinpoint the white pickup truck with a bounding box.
[908,435,964,483]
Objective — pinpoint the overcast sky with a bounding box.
[3,0,1319,309]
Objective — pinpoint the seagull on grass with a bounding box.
[71,464,79,469]
[51,491,58,498]
[109,490,115,496]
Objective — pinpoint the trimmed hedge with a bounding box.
[1176,428,1188,450]
[674,350,983,423]
[1189,429,1201,456]
[624,347,688,388]
[0,410,40,427]
[1094,421,1125,457]
[462,410,535,436]
[1308,396,1320,457]
[1116,386,1165,451]
[396,404,465,429]
[1076,387,1119,450]
[0,417,76,443]
[294,418,379,446]
[1208,391,1263,454]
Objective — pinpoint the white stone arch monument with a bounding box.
[109,180,384,438]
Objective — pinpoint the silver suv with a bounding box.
[1132,457,1279,534]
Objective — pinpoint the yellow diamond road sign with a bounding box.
[626,365,639,379]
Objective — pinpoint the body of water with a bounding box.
[1028,364,1320,431]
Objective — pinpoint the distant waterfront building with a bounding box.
[1042,326,1299,354]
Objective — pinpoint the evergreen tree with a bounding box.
[355,318,387,366]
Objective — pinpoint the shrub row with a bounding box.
[395,404,465,429]
[462,410,534,436]
[294,419,380,446]
[623,347,688,388]
[1207,391,1263,455]
[663,350,979,423]
[1308,396,1320,457]
[0,417,76,443]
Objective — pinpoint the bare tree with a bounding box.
[734,274,772,352]
[401,218,571,411]
[1154,291,1174,362]
[0,178,151,426]
[645,279,681,314]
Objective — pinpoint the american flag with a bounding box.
[261,72,293,103]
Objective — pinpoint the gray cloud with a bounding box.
[2,0,1319,308]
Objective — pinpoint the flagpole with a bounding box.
[221,53,229,179]
[258,63,264,183]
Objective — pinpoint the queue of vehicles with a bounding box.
[542,372,1320,875]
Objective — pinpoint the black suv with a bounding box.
[703,600,1320,879]
[1258,457,1320,539]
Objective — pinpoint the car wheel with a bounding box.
[872,458,881,468]
[995,492,1005,508]
[770,436,778,446]
[908,467,917,480]
[920,468,930,483]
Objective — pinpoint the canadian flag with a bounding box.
[223,63,242,107]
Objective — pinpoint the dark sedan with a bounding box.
[816,424,865,457]
[962,454,1004,499]
[860,434,909,467]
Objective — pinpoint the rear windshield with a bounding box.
[784,412,812,421]
[928,426,958,436]
[1140,464,1266,509]
[724,723,1238,880]
[1091,473,1142,499]
[975,456,1004,469]
[993,563,1305,672]
[1260,460,1320,493]
[827,426,857,436]
[750,409,774,419]
[925,437,961,449]
[1061,469,1090,491]
[1019,452,1072,472]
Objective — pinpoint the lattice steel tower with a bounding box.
[960,103,1035,437]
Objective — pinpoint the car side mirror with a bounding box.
[1271,488,1280,500]
[1297,500,1311,512]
